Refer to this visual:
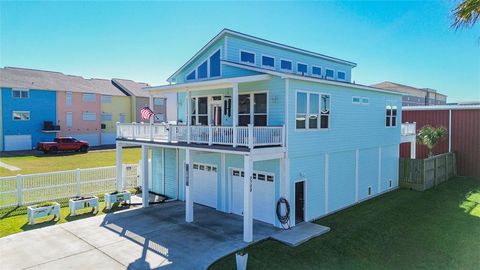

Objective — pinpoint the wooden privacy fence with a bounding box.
[399,152,456,191]
[0,164,140,209]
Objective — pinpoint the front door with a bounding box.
[211,104,222,126]
[295,181,305,224]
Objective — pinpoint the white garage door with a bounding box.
[231,169,275,224]
[4,135,32,151]
[192,163,217,208]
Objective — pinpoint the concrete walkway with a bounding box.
[0,160,20,171]
[0,201,277,270]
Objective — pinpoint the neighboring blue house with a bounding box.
[115,29,408,243]
[0,87,57,151]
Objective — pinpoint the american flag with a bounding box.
[140,107,155,120]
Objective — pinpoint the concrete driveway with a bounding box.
[0,201,277,269]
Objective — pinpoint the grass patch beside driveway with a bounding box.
[210,177,480,270]
[0,148,141,176]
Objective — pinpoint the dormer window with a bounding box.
[280,59,292,71]
[261,55,275,69]
[325,69,335,79]
[297,63,308,75]
[312,66,322,77]
[240,50,255,65]
[337,71,346,81]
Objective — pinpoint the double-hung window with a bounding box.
[83,112,96,121]
[238,93,267,126]
[296,91,330,130]
[297,63,308,75]
[240,50,255,65]
[191,97,208,125]
[66,91,72,106]
[12,89,29,99]
[386,105,397,127]
[280,59,292,71]
[261,55,275,69]
[101,95,112,103]
[82,93,95,102]
[325,69,335,79]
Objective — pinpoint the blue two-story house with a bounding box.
[115,29,410,243]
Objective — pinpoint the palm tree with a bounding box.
[452,0,480,29]
[417,125,448,157]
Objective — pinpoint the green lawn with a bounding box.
[0,191,139,238]
[210,177,480,270]
[0,148,141,177]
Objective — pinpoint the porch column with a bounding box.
[232,82,238,147]
[115,142,123,191]
[185,148,193,222]
[243,154,253,242]
[141,145,149,208]
[410,141,416,159]
[187,90,191,144]
[149,95,154,124]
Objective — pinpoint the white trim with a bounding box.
[378,146,382,193]
[311,65,322,78]
[325,68,335,80]
[221,153,226,212]
[294,90,331,131]
[284,78,289,149]
[261,54,275,69]
[294,179,307,222]
[12,89,29,99]
[279,58,293,72]
[167,29,356,81]
[220,61,403,96]
[337,70,347,81]
[239,49,256,66]
[355,149,359,203]
[403,105,480,111]
[224,35,228,59]
[352,96,361,104]
[237,91,269,126]
[296,62,308,75]
[324,153,329,214]
[448,109,452,152]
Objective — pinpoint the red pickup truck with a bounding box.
[36,137,89,154]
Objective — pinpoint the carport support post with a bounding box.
[185,148,193,222]
[243,154,253,243]
[410,141,416,159]
[141,145,149,207]
[116,142,123,192]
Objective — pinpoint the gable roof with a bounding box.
[0,67,126,96]
[112,78,150,97]
[167,28,357,82]
[371,81,447,98]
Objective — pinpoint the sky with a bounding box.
[1,0,479,102]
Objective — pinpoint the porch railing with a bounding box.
[116,123,285,149]
[401,122,416,136]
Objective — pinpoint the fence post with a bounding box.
[16,174,22,206]
[76,168,81,196]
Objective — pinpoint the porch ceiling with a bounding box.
[144,74,272,95]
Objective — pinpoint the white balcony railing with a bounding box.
[401,122,417,136]
[117,123,285,149]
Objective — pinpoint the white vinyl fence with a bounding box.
[0,164,140,209]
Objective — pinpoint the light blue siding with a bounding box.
[381,144,399,191]
[151,148,178,199]
[225,34,353,82]
[328,150,356,213]
[151,148,165,195]
[358,147,380,200]
[164,148,178,198]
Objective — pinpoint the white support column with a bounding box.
[410,142,416,159]
[448,110,452,152]
[232,83,238,147]
[243,154,253,243]
[185,148,193,222]
[116,142,123,192]
[149,95,154,124]
[141,145,149,208]
[187,90,192,144]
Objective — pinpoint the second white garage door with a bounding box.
[4,135,32,151]
[192,163,217,208]
[231,169,275,224]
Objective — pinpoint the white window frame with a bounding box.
[385,104,398,128]
[154,98,165,106]
[296,62,308,75]
[101,112,113,122]
[352,96,361,104]
[261,54,275,69]
[185,48,222,81]
[239,50,256,66]
[66,91,72,106]
[361,97,369,105]
[295,90,331,131]
[66,112,73,128]
[280,58,293,72]
[311,65,322,78]
[12,111,30,121]
[82,112,97,121]
[337,70,347,81]
[101,95,112,104]
[237,91,269,126]
[325,68,335,79]
[12,89,29,99]
[82,93,96,102]
[191,96,209,125]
